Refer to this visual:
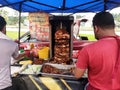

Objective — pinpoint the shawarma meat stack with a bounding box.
[51,29,71,64]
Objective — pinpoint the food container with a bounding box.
[19,64,42,75]
[38,47,49,59]
[11,64,27,77]
[11,65,22,77]
[33,58,49,65]
[19,60,33,65]
[40,63,76,79]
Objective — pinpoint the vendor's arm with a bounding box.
[14,52,26,60]
[73,47,89,79]
[12,45,27,60]
[74,68,86,79]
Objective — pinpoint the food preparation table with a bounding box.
[12,75,88,90]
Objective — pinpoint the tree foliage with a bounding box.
[0,8,28,25]
[113,13,120,22]
[0,9,9,21]
[112,13,120,28]
[7,16,27,25]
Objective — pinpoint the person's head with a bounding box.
[92,12,115,39]
[0,16,7,34]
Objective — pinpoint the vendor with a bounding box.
[73,19,87,40]
[0,16,27,90]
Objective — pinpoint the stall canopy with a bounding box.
[0,0,119,43]
[0,0,120,13]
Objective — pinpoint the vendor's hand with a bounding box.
[24,50,30,57]
[25,50,34,60]
[72,67,75,75]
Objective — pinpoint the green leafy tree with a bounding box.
[113,13,120,28]
[0,8,9,22]
[8,16,18,25]
[113,14,120,22]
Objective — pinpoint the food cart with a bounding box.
[0,0,120,90]
[11,15,88,90]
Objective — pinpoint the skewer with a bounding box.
[60,22,62,29]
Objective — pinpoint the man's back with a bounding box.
[77,37,119,89]
[0,39,18,89]
[88,37,117,89]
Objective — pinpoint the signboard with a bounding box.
[29,12,49,41]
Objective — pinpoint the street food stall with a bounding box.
[1,0,120,90]
[11,15,89,90]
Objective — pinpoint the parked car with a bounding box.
[15,31,94,50]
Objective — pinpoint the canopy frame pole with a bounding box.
[60,0,66,15]
[62,0,66,9]
[104,0,107,11]
[18,2,22,48]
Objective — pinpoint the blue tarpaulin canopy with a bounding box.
[0,0,120,13]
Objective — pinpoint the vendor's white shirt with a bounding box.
[0,32,19,89]
[0,32,18,64]
[0,32,12,40]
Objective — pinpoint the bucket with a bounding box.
[38,47,49,59]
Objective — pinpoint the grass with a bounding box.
[80,34,96,41]
[6,31,26,40]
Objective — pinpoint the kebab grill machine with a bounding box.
[40,16,76,79]
[49,15,74,65]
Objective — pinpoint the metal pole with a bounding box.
[18,3,22,48]
[104,0,107,12]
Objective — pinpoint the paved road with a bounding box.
[6,27,29,32]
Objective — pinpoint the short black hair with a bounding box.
[0,16,6,31]
[92,12,115,29]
